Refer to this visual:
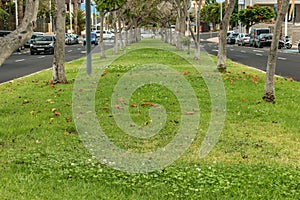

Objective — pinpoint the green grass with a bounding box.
[1,39,300,199]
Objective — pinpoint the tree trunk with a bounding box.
[192,0,202,60]
[133,19,138,42]
[217,0,236,71]
[52,0,67,84]
[0,0,39,66]
[125,29,129,45]
[17,0,23,26]
[113,9,118,55]
[263,0,289,103]
[100,13,106,58]
[277,0,283,38]
[118,15,124,50]
[74,0,78,35]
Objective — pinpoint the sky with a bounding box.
[80,1,98,14]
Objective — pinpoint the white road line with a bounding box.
[212,49,218,52]
[81,51,87,54]
[15,59,25,62]
[38,56,45,59]
[68,50,72,53]
[77,48,82,50]
[230,49,234,51]
[256,53,263,56]
[278,57,287,60]
[253,50,264,53]
[241,50,246,53]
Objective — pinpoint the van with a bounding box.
[249,28,271,47]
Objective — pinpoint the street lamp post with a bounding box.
[14,0,18,27]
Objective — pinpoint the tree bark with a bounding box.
[118,15,124,50]
[113,8,118,55]
[263,0,289,103]
[0,0,39,67]
[74,0,79,35]
[217,0,236,71]
[52,0,67,84]
[17,0,23,26]
[100,13,106,58]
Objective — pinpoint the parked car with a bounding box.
[95,30,114,40]
[226,32,239,44]
[103,30,114,40]
[24,32,45,48]
[95,30,101,37]
[249,28,271,47]
[30,34,56,55]
[65,33,79,45]
[0,30,12,38]
[236,33,250,46]
[83,32,98,45]
[65,33,72,45]
[254,33,273,48]
[141,31,155,38]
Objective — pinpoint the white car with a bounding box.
[141,32,155,38]
[96,30,115,40]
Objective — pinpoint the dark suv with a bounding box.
[30,35,56,55]
[254,33,273,48]
[249,28,271,47]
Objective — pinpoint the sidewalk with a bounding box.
[207,37,219,43]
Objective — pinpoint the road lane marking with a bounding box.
[256,53,263,56]
[241,50,246,53]
[212,49,218,52]
[15,59,25,62]
[278,57,287,60]
[253,50,264,53]
[230,49,234,51]
[38,56,45,59]
[68,50,73,53]
[81,51,86,54]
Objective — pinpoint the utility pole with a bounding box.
[14,0,18,27]
[220,0,222,22]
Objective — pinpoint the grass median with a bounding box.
[1,39,300,199]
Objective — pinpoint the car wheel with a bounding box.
[286,43,292,49]
[258,42,262,48]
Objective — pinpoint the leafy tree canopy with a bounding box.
[238,5,275,29]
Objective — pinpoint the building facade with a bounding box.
[239,0,300,23]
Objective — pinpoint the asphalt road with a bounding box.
[1,34,299,83]
[200,40,300,81]
[0,41,114,84]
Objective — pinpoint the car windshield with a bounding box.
[257,30,270,35]
[35,36,54,41]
